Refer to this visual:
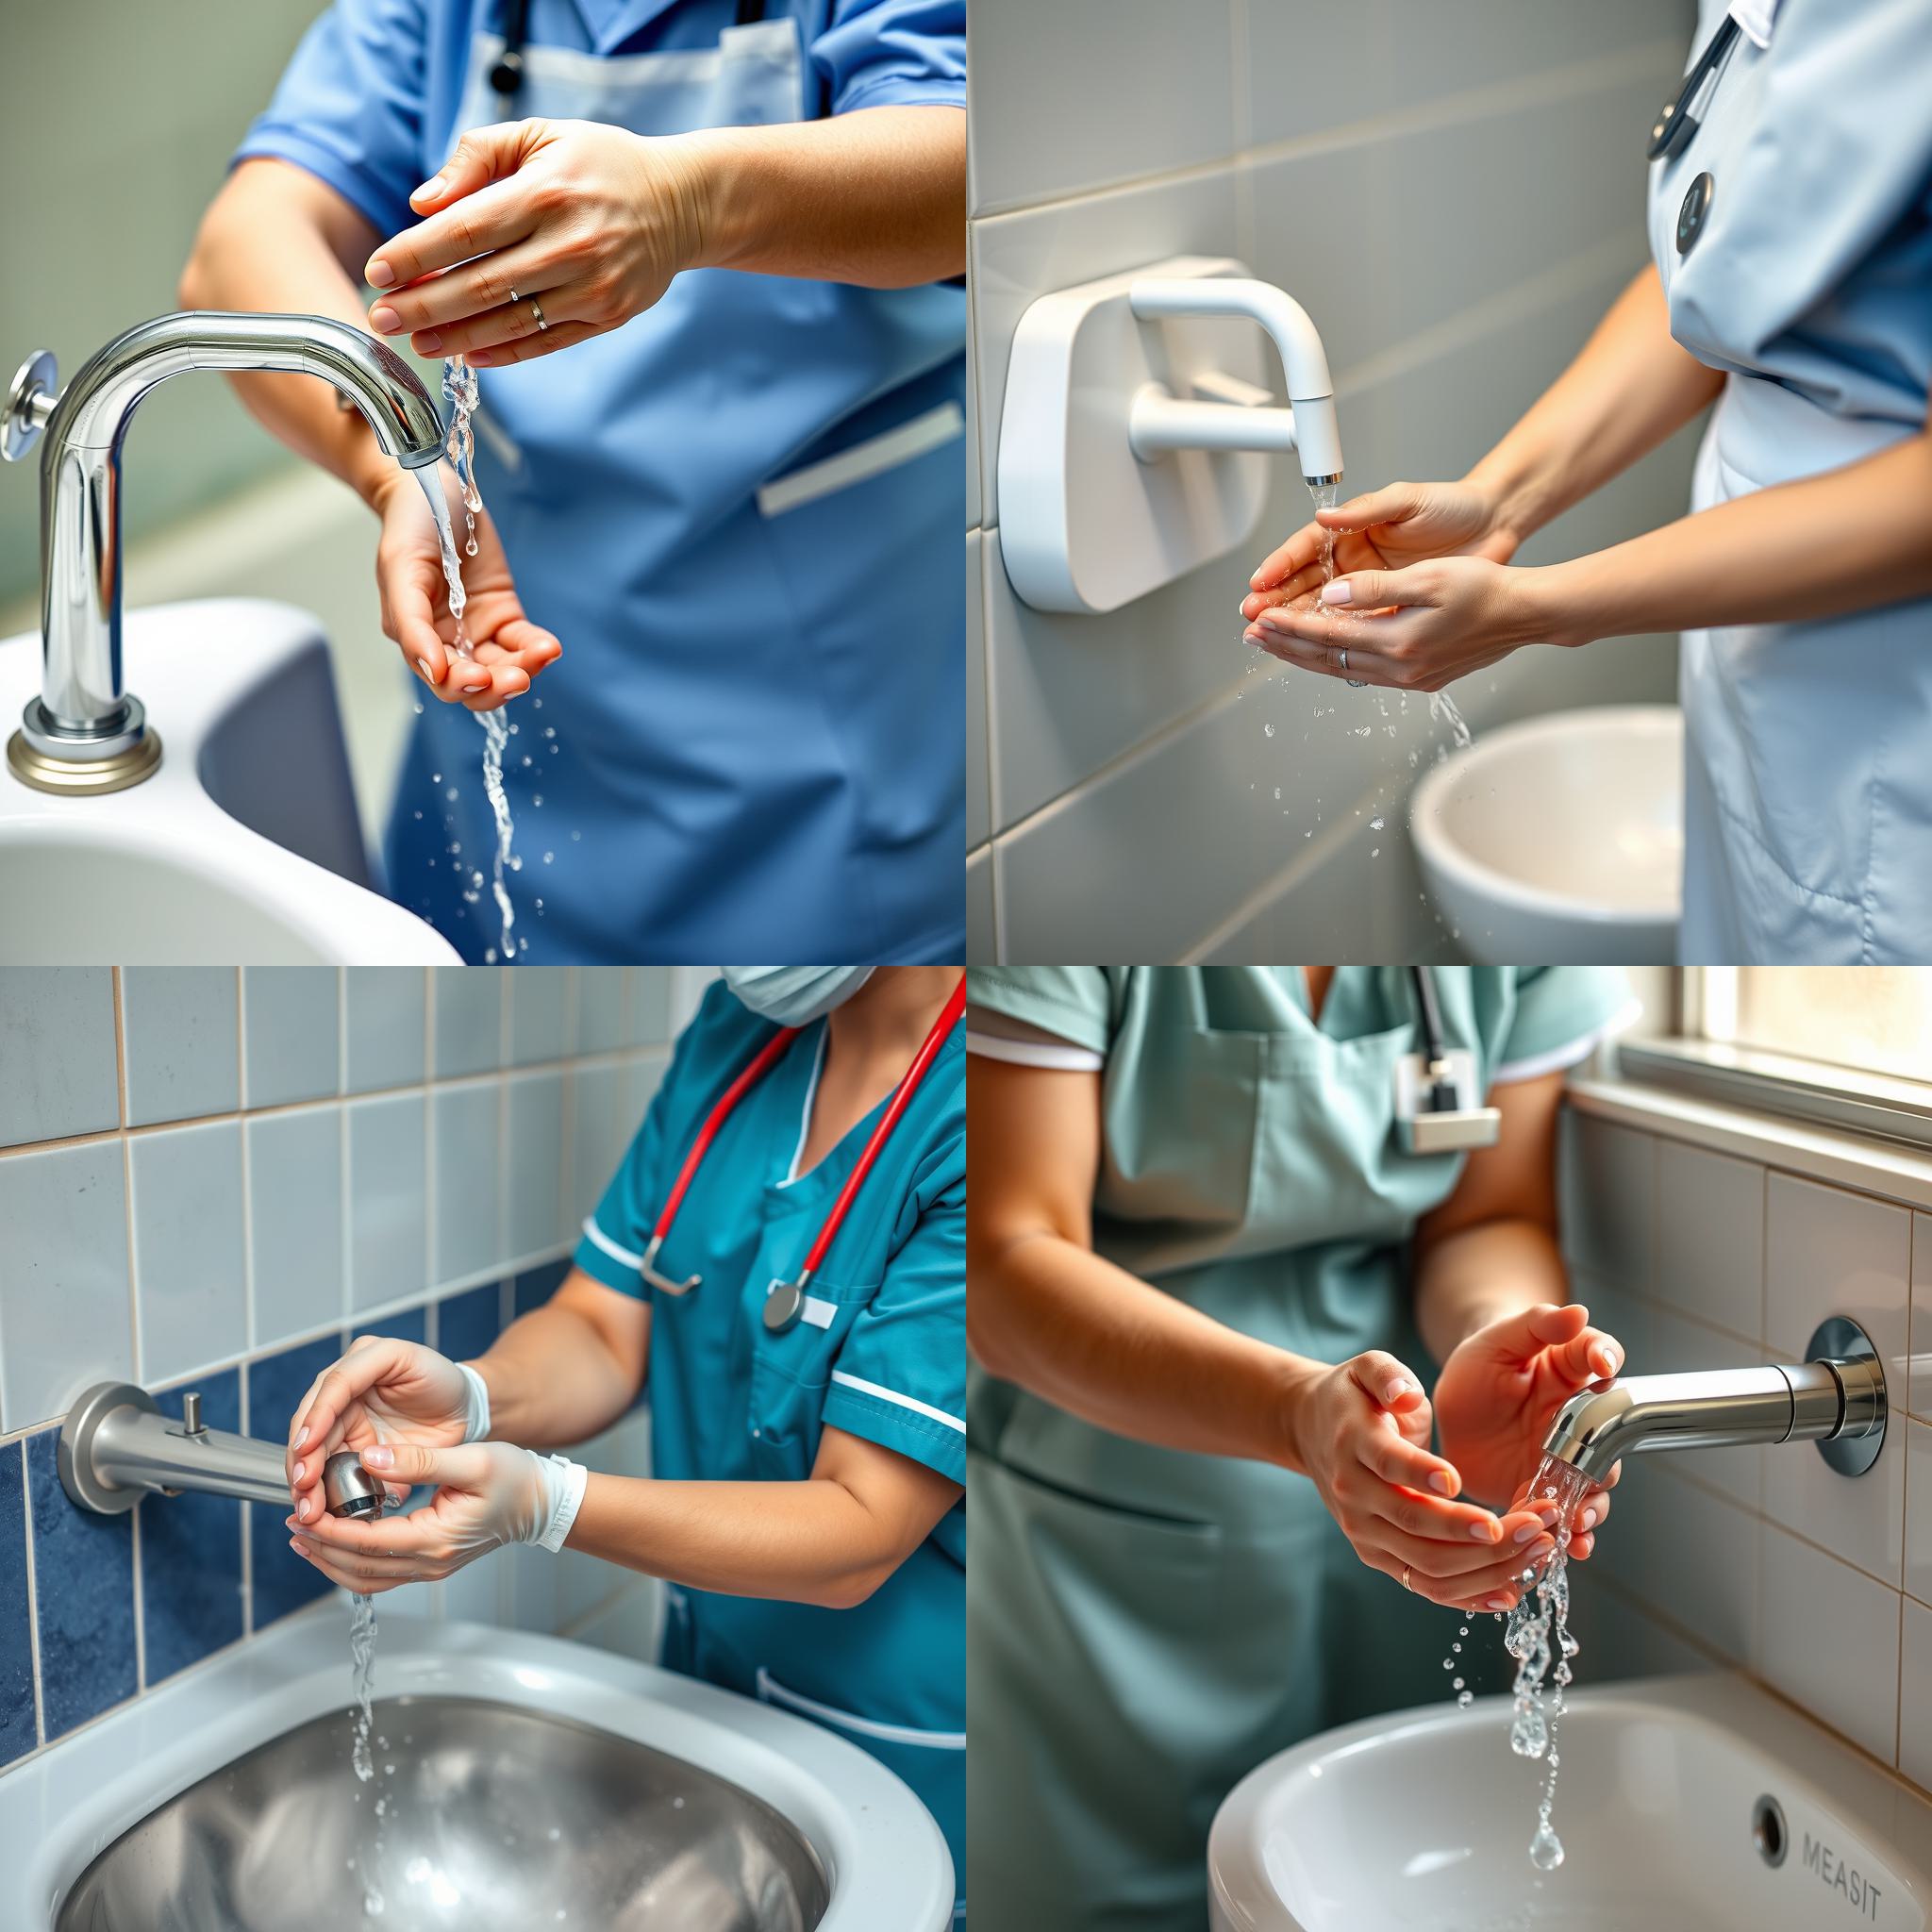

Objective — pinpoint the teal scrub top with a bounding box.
[962,966,1632,1932]
[573,979,965,1899]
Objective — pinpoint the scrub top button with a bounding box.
[1677,172,1714,254]
[763,1280,805,1333]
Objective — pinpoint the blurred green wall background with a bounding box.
[0,1,328,606]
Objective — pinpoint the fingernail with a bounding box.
[1514,1521,1544,1544]
[290,1539,308,1557]
[1599,1348,1622,1375]
[468,351,497,368]
[1429,1472,1455,1496]
[461,680,491,694]
[1487,1597,1512,1612]
[416,329,443,355]
[369,305,401,335]
[294,1426,309,1450]
[363,1445,393,1470]
[416,658,439,685]
[292,1461,306,1483]
[413,176,445,203]
[1384,1378,1410,1404]
[1321,580,1354,607]
[1470,1520,1499,1542]
[366,259,396,288]
[1581,1506,1600,1529]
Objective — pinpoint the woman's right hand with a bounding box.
[1241,478,1517,629]
[285,1335,481,1524]
[371,462,561,712]
[1291,1349,1558,1612]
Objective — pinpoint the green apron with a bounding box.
[965,967,1629,1930]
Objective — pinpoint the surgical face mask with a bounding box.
[722,966,875,1028]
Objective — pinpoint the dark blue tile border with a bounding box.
[0,1441,36,1766]
[25,1430,135,1740]
[514,1258,569,1319]
[142,1371,245,1686]
[437,1283,502,1366]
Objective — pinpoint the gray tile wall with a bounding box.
[1559,1106,1932,1794]
[966,0,1702,959]
[0,968,690,1774]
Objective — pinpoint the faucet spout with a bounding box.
[58,1381,292,1513]
[6,311,444,794]
[1541,1318,1888,1484]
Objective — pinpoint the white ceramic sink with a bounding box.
[1409,705,1682,966]
[1209,1674,1931,1931]
[0,1606,954,1931]
[0,598,458,963]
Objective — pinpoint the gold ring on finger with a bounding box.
[1401,1563,1413,1592]
[529,296,548,332]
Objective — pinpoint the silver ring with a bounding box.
[529,296,548,332]
[1338,649,1349,673]
[508,286,520,304]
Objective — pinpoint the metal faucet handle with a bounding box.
[3,350,58,462]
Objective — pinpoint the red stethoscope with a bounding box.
[639,975,966,1335]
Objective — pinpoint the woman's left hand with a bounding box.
[1244,557,1559,693]
[287,1441,551,1593]
[1432,1304,1623,1561]
[361,119,709,366]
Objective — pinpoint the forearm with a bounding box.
[1468,267,1722,547]
[472,1305,639,1450]
[1536,428,1932,645]
[179,159,400,508]
[1414,1219,1568,1365]
[682,104,965,288]
[970,1230,1316,1473]
[566,1472,912,1608]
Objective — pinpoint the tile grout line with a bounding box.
[239,974,257,1357]
[240,1361,255,1640]
[114,970,142,1389]
[20,1445,44,1750]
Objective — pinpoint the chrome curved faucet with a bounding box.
[1541,1317,1889,1483]
[2,312,444,794]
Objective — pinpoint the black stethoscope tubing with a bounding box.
[1648,13,1740,161]
[491,0,771,103]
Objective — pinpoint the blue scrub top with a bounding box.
[571,979,964,1849]
[235,1,966,963]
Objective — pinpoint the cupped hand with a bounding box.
[1433,1304,1623,1561]
[1245,554,1550,693]
[362,119,707,367]
[1241,477,1516,630]
[288,1441,548,1594]
[1294,1348,1559,1613]
[374,463,561,709]
[286,1336,476,1525]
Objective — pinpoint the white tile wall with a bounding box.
[1912,1213,1931,1424]
[966,2,1699,959]
[1561,1100,1929,1792]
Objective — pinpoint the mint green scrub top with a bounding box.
[574,980,966,1914]
[963,966,1631,1932]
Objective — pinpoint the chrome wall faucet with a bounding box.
[1541,1317,1889,1483]
[2,313,444,795]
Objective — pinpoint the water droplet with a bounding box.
[1528,1822,1564,1871]
[1263,723,1275,738]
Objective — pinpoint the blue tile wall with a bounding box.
[0,1441,35,1766]
[343,970,426,1095]
[514,1259,571,1320]
[142,1372,245,1685]
[121,969,239,1127]
[247,1335,344,1628]
[437,1284,503,1366]
[0,968,119,1151]
[358,1304,428,1350]
[242,969,340,1108]
[25,1429,137,1740]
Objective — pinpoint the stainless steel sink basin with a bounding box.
[56,1693,829,1931]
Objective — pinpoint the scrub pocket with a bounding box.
[744,1275,876,1479]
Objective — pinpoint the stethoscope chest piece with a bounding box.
[1676,172,1714,256]
[762,1279,806,1334]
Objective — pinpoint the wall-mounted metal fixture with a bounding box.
[59,1381,295,1514]
[998,256,1341,614]
[1541,1318,1889,1483]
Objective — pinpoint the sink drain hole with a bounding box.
[1753,1793,1787,1868]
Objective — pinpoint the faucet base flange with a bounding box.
[8,721,161,794]
[1807,1316,1887,1477]
[58,1381,158,1515]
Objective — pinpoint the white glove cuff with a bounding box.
[530,1454,589,1554]
[456,1361,491,1443]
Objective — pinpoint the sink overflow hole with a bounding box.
[1753,1794,1788,1868]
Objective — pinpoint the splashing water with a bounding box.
[413,358,518,961]
[349,1592,377,1782]
[1430,689,1474,751]
[1502,1453,1591,1872]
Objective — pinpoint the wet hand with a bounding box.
[1433,1303,1624,1558]
[285,1337,479,1525]
[373,465,560,710]
[361,119,707,366]
[1293,1349,1559,1613]
[1244,554,1552,693]
[287,1441,556,1593]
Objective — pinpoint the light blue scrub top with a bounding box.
[236,1,966,964]
[1653,0,1932,960]
[572,980,965,1905]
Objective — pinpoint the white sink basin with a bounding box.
[1409,705,1682,965]
[0,599,458,963]
[1209,1674,1931,1931]
[0,1606,954,1932]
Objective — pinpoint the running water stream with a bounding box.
[414,358,519,961]
[348,1591,388,1917]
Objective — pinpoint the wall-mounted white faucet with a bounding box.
[998,256,1342,615]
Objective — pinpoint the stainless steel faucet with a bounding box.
[1541,1316,1889,1484]
[61,1380,307,1514]
[2,313,445,795]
